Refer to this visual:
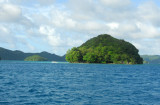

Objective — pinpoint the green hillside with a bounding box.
[0,47,65,61]
[24,55,47,61]
[66,34,143,64]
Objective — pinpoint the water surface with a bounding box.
[0,61,160,105]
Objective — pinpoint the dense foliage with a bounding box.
[24,55,48,61]
[66,34,143,64]
[0,56,1,60]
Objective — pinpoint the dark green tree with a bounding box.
[65,47,82,63]
[83,52,97,63]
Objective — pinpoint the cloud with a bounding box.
[0,4,21,22]
[135,22,160,38]
[39,25,62,47]
[137,1,160,27]
[51,9,76,29]
[0,24,35,51]
[131,38,160,55]
[0,0,160,55]
[106,22,119,30]
[100,0,131,8]
[37,0,56,6]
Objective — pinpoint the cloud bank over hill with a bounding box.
[0,0,160,55]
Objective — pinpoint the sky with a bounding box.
[0,0,160,56]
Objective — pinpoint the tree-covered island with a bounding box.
[66,34,143,64]
[24,55,48,61]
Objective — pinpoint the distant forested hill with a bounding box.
[66,34,143,64]
[141,55,160,64]
[0,47,65,61]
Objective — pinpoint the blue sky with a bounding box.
[0,0,160,55]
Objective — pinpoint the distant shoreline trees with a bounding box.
[24,55,48,61]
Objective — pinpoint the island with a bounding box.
[24,55,48,61]
[66,34,143,64]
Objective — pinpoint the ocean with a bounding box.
[0,61,160,105]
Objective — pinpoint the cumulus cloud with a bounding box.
[106,22,119,30]
[0,4,21,22]
[0,25,35,51]
[131,39,160,55]
[0,0,160,55]
[100,0,131,8]
[135,22,160,38]
[51,10,76,29]
[39,25,62,47]
[137,1,160,27]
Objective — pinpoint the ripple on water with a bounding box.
[0,101,11,105]
[28,89,38,93]
[0,62,160,104]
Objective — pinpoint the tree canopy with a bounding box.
[24,55,48,61]
[66,34,143,64]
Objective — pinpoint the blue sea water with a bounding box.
[0,61,160,105]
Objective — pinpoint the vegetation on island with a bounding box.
[24,55,48,61]
[66,34,143,64]
[0,56,1,60]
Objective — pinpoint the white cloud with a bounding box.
[0,0,160,55]
[137,1,160,26]
[51,10,76,29]
[100,0,131,8]
[0,24,36,51]
[132,39,160,55]
[66,38,83,47]
[106,22,119,30]
[135,22,160,38]
[0,4,21,22]
[39,25,62,47]
[84,22,103,30]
